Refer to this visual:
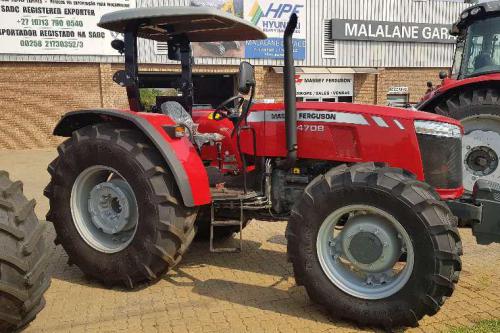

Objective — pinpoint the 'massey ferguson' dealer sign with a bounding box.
[295,73,354,98]
[330,19,456,44]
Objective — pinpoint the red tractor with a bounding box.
[45,7,500,328]
[419,1,500,193]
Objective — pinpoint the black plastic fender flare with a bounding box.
[53,109,199,207]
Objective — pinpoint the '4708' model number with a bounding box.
[297,125,325,132]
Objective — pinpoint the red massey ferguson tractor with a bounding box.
[418,1,500,193]
[45,7,500,328]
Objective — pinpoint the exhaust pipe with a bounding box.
[276,13,298,170]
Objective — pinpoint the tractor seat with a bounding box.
[160,101,223,148]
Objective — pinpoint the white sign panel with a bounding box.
[243,0,306,59]
[295,73,354,98]
[0,0,135,55]
[388,86,409,95]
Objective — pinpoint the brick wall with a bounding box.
[0,62,102,149]
[254,66,284,102]
[353,68,447,106]
[353,73,377,105]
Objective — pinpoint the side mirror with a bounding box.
[439,71,449,80]
[168,43,181,61]
[111,39,125,54]
[238,61,255,95]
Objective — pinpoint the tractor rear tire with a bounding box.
[44,123,197,289]
[0,171,50,333]
[287,163,462,328]
[433,87,500,193]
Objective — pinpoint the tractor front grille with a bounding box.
[417,134,462,189]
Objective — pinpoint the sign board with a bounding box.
[190,0,246,58]
[0,0,135,55]
[295,73,354,98]
[187,0,306,60]
[330,19,456,44]
[244,0,306,60]
[388,86,409,95]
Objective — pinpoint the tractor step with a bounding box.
[211,220,241,226]
[210,199,244,253]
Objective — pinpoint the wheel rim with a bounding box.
[462,115,500,192]
[316,204,414,300]
[71,165,139,253]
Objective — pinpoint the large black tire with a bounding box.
[432,87,500,193]
[287,163,462,328]
[0,171,50,333]
[44,123,197,289]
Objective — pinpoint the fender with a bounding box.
[53,109,212,207]
[418,73,500,111]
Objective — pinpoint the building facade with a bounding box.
[0,0,471,148]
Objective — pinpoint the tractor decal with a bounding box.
[247,110,369,125]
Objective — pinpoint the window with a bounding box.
[460,17,500,78]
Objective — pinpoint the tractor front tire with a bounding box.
[287,163,462,328]
[434,87,500,193]
[45,123,197,289]
[0,171,50,333]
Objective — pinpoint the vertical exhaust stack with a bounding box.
[276,13,298,170]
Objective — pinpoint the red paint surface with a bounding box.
[193,102,464,200]
[422,73,500,102]
[118,101,465,204]
[132,111,212,206]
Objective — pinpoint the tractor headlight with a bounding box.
[414,120,461,138]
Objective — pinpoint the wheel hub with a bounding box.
[88,180,133,235]
[71,165,139,253]
[340,215,401,273]
[348,232,383,264]
[465,145,498,176]
[462,128,500,191]
[317,204,414,300]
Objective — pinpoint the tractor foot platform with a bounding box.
[209,199,244,253]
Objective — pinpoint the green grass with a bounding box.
[449,320,500,333]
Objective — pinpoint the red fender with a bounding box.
[53,109,211,207]
[418,73,500,110]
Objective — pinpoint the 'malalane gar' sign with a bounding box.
[330,19,456,44]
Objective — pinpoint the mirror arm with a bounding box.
[232,85,255,137]
[179,39,194,115]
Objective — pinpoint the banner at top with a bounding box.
[244,0,306,60]
[0,0,135,55]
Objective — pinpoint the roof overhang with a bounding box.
[98,7,267,42]
[452,1,500,35]
[272,67,379,74]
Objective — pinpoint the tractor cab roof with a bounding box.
[451,1,500,35]
[98,7,267,42]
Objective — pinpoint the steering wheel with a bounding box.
[213,95,245,120]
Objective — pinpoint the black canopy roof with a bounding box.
[98,7,267,42]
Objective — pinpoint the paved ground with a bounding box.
[1,149,499,333]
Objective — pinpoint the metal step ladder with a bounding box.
[210,199,244,253]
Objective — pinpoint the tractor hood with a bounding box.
[251,102,463,128]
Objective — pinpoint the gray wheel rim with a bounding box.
[462,115,500,192]
[316,204,414,300]
[71,165,139,254]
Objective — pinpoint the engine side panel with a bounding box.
[245,106,426,181]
